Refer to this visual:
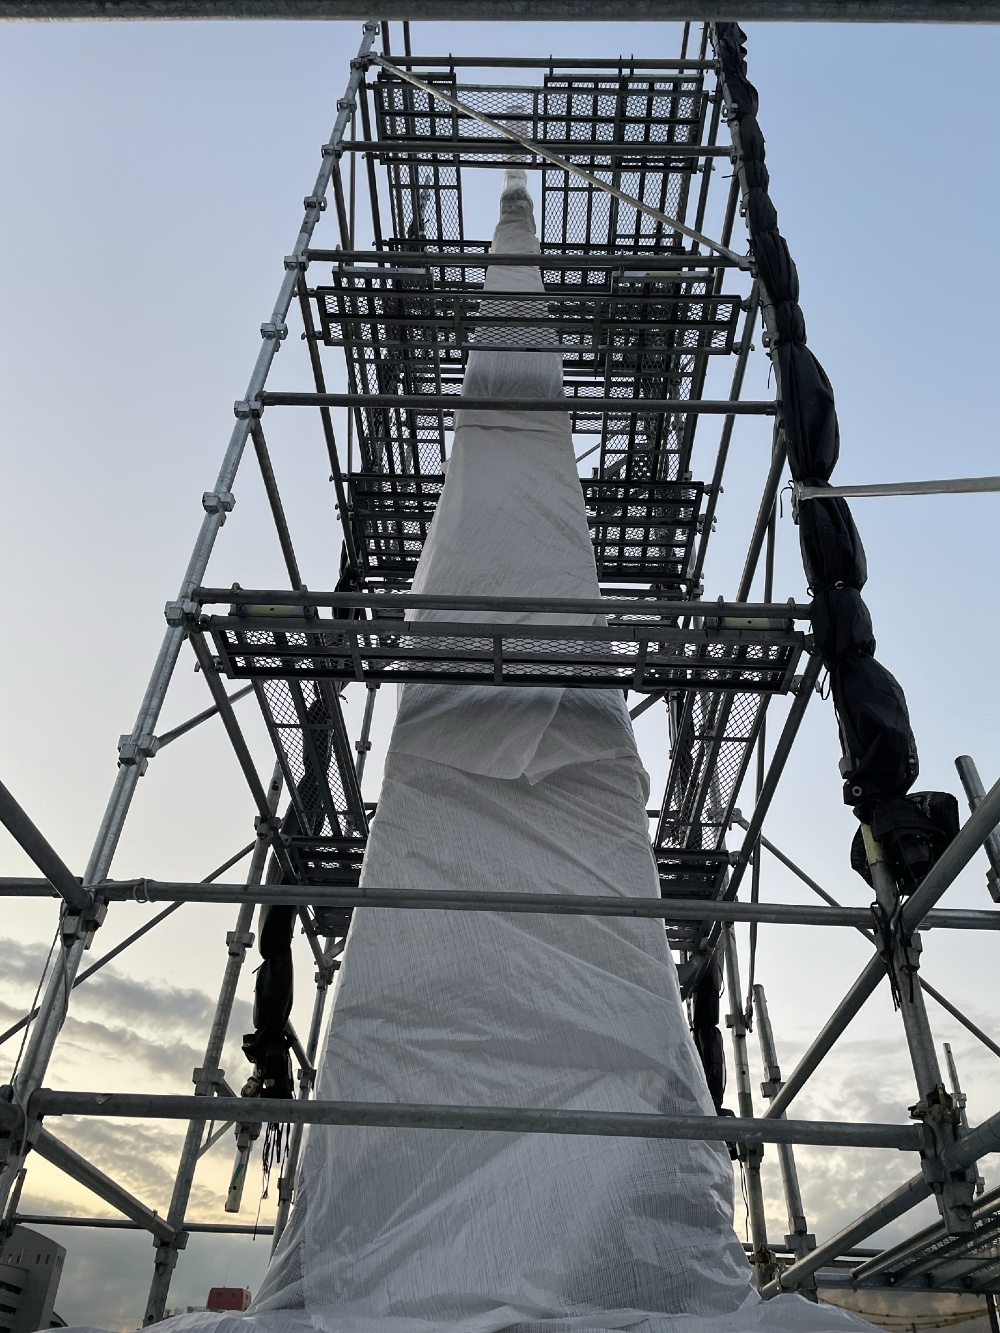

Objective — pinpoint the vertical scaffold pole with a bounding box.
[721,925,773,1284]
[0,19,380,1219]
[753,983,817,1298]
[144,767,283,1325]
[862,827,975,1235]
[270,939,340,1252]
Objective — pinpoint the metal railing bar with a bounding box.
[194,588,811,617]
[260,392,776,414]
[2,878,997,930]
[310,249,742,269]
[11,1213,272,1235]
[14,1091,922,1151]
[340,139,732,157]
[797,476,1000,500]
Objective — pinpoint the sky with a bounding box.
[2,12,1000,1331]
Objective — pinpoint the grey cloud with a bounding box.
[47,1116,189,1212]
[0,936,254,1042]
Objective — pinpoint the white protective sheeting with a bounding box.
[61,172,876,1333]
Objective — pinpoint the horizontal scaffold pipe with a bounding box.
[310,250,741,269]
[194,589,813,618]
[259,392,777,414]
[1,878,998,931]
[338,140,736,159]
[12,1215,275,1236]
[3,2,996,20]
[15,1091,922,1151]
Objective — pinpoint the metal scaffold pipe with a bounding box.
[3,2,999,20]
[0,779,90,913]
[6,1092,924,1151]
[3,879,999,930]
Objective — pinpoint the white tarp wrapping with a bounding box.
[62,173,875,1333]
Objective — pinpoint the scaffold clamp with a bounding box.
[118,730,160,774]
[260,319,288,342]
[164,599,199,627]
[202,490,236,520]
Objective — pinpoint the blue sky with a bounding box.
[2,15,1000,1329]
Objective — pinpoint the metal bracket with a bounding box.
[253,813,282,839]
[192,1065,228,1095]
[117,730,160,775]
[234,397,264,420]
[303,195,327,212]
[260,319,288,342]
[60,896,107,947]
[202,491,236,521]
[225,929,255,957]
[163,599,199,628]
[284,253,308,272]
[912,1085,977,1233]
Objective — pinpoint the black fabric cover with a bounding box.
[850,792,961,893]
[242,692,336,1099]
[715,23,944,835]
[810,587,875,670]
[797,491,868,595]
[691,956,727,1115]
[774,343,838,482]
[831,657,919,807]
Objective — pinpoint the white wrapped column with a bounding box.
[64,173,875,1333]
[246,172,874,1333]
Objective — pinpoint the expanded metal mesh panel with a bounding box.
[375,72,464,243]
[658,690,764,851]
[284,836,366,896]
[319,269,735,478]
[538,76,705,255]
[656,848,730,950]
[347,473,703,588]
[360,65,721,484]
[247,666,367,853]
[348,474,444,582]
[853,1193,1000,1294]
[211,619,802,694]
[373,70,705,176]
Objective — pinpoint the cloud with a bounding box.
[1,935,255,1091]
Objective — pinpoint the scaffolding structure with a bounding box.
[2,15,1000,1326]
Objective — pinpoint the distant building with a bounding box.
[206,1289,251,1313]
[0,1228,65,1333]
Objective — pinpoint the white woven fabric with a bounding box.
[60,172,875,1333]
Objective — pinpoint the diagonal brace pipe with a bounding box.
[0,779,90,913]
[33,1127,175,1244]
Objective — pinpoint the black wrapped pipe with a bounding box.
[713,23,956,887]
[242,691,336,1098]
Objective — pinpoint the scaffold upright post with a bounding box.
[752,984,816,1296]
[144,767,284,1324]
[721,925,773,1284]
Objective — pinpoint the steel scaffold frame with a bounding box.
[2,16,999,1324]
